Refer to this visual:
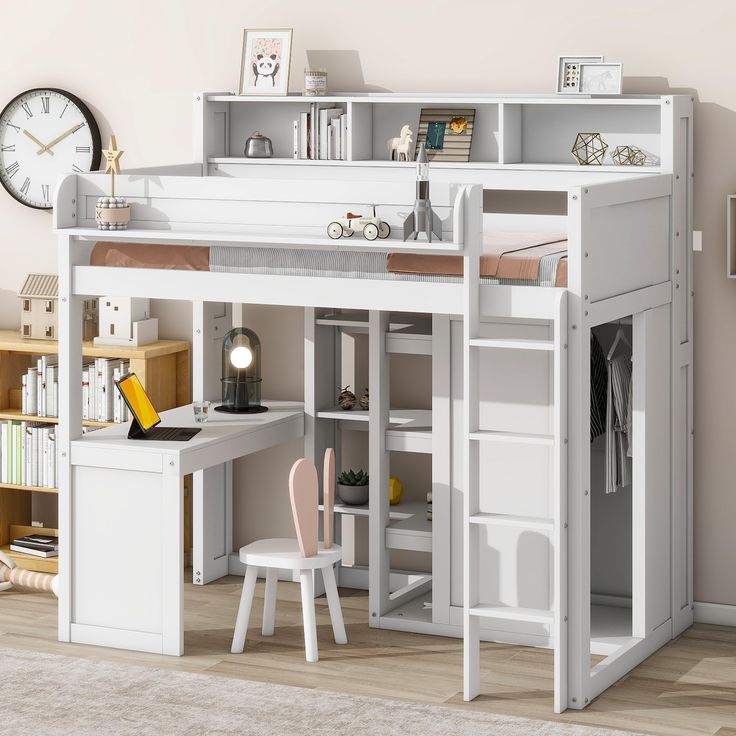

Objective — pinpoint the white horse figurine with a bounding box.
[387,125,414,161]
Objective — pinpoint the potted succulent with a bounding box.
[337,469,369,506]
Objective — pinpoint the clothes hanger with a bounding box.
[607,320,632,361]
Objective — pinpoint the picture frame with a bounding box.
[239,28,293,96]
[578,62,623,96]
[415,108,475,163]
[556,55,604,94]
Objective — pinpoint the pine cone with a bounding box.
[338,385,356,410]
[359,389,369,410]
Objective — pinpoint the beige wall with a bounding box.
[1,0,733,604]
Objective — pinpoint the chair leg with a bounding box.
[231,565,258,654]
[262,568,278,636]
[299,569,319,662]
[322,563,347,645]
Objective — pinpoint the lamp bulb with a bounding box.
[230,345,253,369]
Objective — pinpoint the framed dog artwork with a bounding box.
[239,29,293,96]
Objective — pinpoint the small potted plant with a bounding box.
[337,469,369,506]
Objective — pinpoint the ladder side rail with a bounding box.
[461,184,484,701]
[553,290,569,713]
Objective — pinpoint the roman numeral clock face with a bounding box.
[0,88,101,209]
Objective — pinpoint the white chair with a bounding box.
[231,449,347,662]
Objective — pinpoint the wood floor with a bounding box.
[1,575,735,736]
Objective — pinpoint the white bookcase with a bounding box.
[195,93,667,174]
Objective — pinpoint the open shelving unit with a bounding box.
[197,93,666,175]
[306,307,436,627]
[0,329,191,573]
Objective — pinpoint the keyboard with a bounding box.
[141,426,201,441]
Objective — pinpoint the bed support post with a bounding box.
[57,234,85,642]
[565,186,591,710]
[368,310,390,624]
[192,301,233,584]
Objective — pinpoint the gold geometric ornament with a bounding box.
[571,132,608,165]
[611,145,646,166]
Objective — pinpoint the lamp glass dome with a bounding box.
[214,327,268,414]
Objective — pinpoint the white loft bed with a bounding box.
[54,92,693,714]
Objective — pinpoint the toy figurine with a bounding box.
[402,143,442,242]
[387,125,414,162]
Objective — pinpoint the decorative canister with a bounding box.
[95,197,131,231]
[303,68,328,96]
[244,132,273,158]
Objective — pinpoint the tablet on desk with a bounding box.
[115,372,201,441]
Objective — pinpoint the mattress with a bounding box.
[90,234,568,288]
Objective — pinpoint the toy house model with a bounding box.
[93,296,158,347]
[19,273,58,340]
[19,274,99,342]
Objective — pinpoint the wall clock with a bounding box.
[0,88,101,210]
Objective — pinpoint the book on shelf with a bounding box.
[10,534,59,558]
[21,356,130,424]
[0,419,56,488]
[293,104,347,161]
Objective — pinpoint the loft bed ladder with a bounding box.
[461,223,569,711]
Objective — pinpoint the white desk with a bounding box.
[67,401,304,656]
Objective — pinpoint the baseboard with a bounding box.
[694,601,736,626]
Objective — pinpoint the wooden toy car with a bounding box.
[327,206,391,241]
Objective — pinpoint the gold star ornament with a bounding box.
[102,135,124,196]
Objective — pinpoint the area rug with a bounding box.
[0,646,643,736]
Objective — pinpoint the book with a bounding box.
[25,367,37,416]
[21,374,27,414]
[310,102,318,160]
[299,112,309,159]
[340,114,348,161]
[10,534,59,558]
[319,108,341,161]
[293,119,299,159]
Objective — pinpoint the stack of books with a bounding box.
[82,359,131,423]
[0,420,57,488]
[10,533,58,558]
[19,357,130,423]
[293,103,347,161]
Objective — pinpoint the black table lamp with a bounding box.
[215,327,268,414]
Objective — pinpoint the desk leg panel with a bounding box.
[71,464,183,655]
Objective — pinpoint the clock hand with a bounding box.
[37,123,85,155]
[22,129,54,156]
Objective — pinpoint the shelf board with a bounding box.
[468,604,553,625]
[321,500,426,522]
[386,427,432,454]
[204,92,665,106]
[469,430,554,446]
[209,157,661,174]
[317,407,431,426]
[0,330,189,360]
[0,482,57,495]
[0,408,114,428]
[469,337,554,351]
[0,545,58,573]
[469,512,553,531]
[58,227,463,255]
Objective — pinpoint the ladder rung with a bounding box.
[469,337,554,351]
[468,513,554,531]
[469,430,554,446]
[468,605,553,624]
